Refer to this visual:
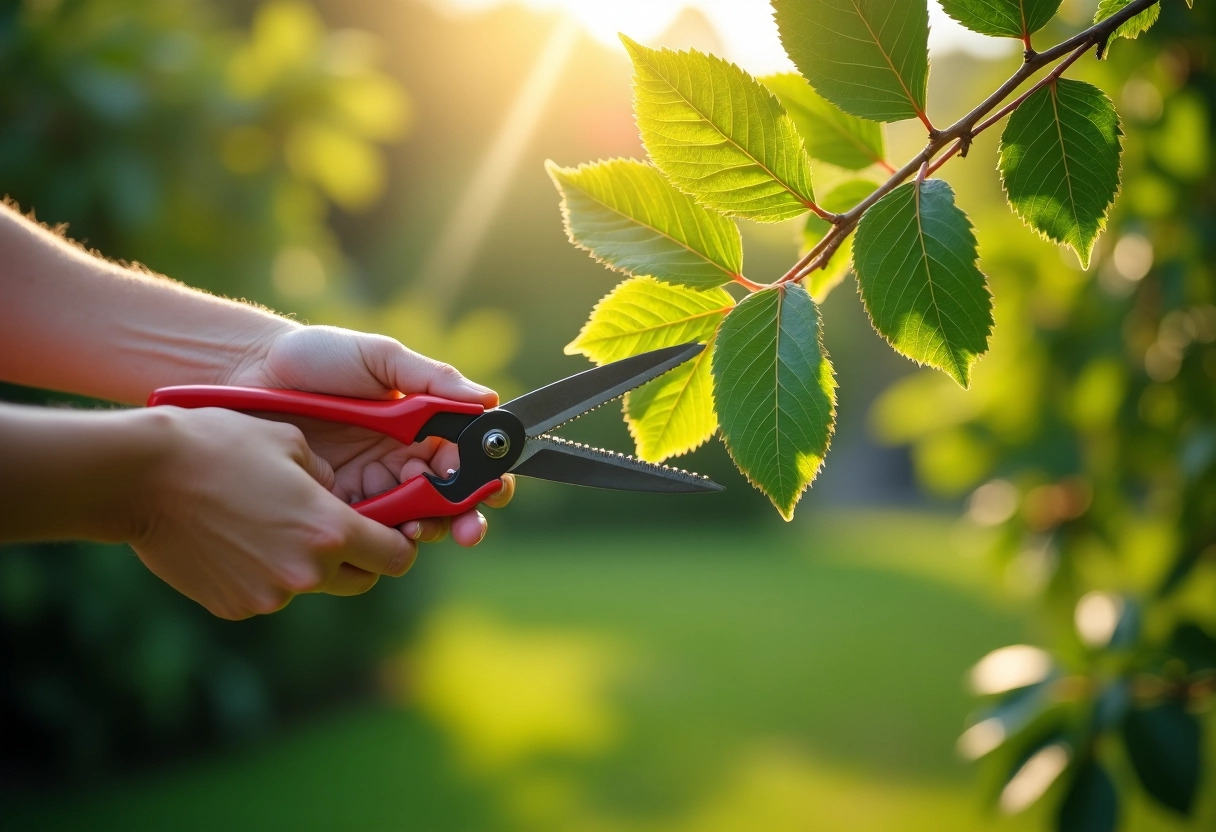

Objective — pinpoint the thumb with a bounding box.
[288,436,337,491]
[366,337,498,406]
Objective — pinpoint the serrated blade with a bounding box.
[510,435,723,493]
[501,342,705,437]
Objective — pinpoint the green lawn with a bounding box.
[4,512,1213,831]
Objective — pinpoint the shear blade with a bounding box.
[501,342,705,437]
[510,435,724,493]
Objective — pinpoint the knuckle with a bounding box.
[304,520,347,555]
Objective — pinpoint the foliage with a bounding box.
[869,4,1216,832]
[549,1,1213,829]
[0,0,411,773]
[549,0,1166,520]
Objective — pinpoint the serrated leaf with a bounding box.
[565,277,733,462]
[853,179,993,387]
[712,283,835,520]
[802,179,876,301]
[626,342,718,462]
[1057,760,1118,832]
[939,0,1062,40]
[773,0,929,124]
[999,78,1122,269]
[761,73,887,171]
[622,37,816,223]
[1095,0,1161,56]
[1123,702,1201,814]
[546,159,743,289]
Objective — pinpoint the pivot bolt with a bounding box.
[482,429,510,459]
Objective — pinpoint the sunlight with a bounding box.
[431,0,1010,76]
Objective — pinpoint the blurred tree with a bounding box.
[870,3,1216,828]
[0,0,418,777]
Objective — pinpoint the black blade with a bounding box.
[510,435,724,493]
[501,342,705,437]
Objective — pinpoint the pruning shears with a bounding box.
[146,342,722,525]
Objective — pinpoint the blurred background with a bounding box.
[0,0,1213,829]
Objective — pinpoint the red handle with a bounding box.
[147,385,492,526]
[146,386,482,446]
[354,475,504,525]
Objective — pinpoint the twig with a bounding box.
[761,0,1162,289]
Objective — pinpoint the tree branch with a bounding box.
[763,0,1162,289]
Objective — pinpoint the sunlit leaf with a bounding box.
[939,0,1062,40]
[853,179,994,388]
[1094,0,1162,56]
[773,0,929,124]
[712,283,836,520]
[1057,759,1118,832]
[802,179,876,301]
[1123,702,1201,814]
[761,73,886,170]
[566,277,733,462]
[622,36,816,222]
[626,342,719,462]
[999,79,1122,268]
[546,159,743,288]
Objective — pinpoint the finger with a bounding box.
[450,510,488,548]
[481,474,515,509]
[337,511,418,577]
[362,337,497,406]
[318,562,381,597]
[361,460,399,499]
[429,441,461,476]
[400,517,450,544]
[285,429,336,491]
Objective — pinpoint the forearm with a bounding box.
[0,202,297,404]
[0,402,168,542]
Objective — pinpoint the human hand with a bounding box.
[132,406,422,619]
[225,325,515,545]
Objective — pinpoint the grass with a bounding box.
[3,511,1212,831]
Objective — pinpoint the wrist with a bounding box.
[215,315,301,388]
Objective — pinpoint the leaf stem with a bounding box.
[762,0,1162,290]
[733,273,767,291]
[805,200,842,223]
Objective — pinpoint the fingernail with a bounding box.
[462,379,496,397]
[404,521,422,540]
[475,513,487,544]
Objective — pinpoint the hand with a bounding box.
[133,407,419,619]
[225,325,515,546]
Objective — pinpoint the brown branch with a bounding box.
[761,0,1162,289]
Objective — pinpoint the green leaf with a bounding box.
[773,0,929,124]
[546,159,743,289]
[626,341,718,462]
[999,78,1122,269]
[853,179,993,387]
[802,179,876,301]
[1094,0,1162,56]
[939,0,1062,40]
[1057,760,1118,832]
[761,73,887,171]
[565,277,733,462]
[712,283,836,520]
[1123,702,1201,814]
[622,36,816,222]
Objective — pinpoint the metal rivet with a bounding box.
[482,429,510,459]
